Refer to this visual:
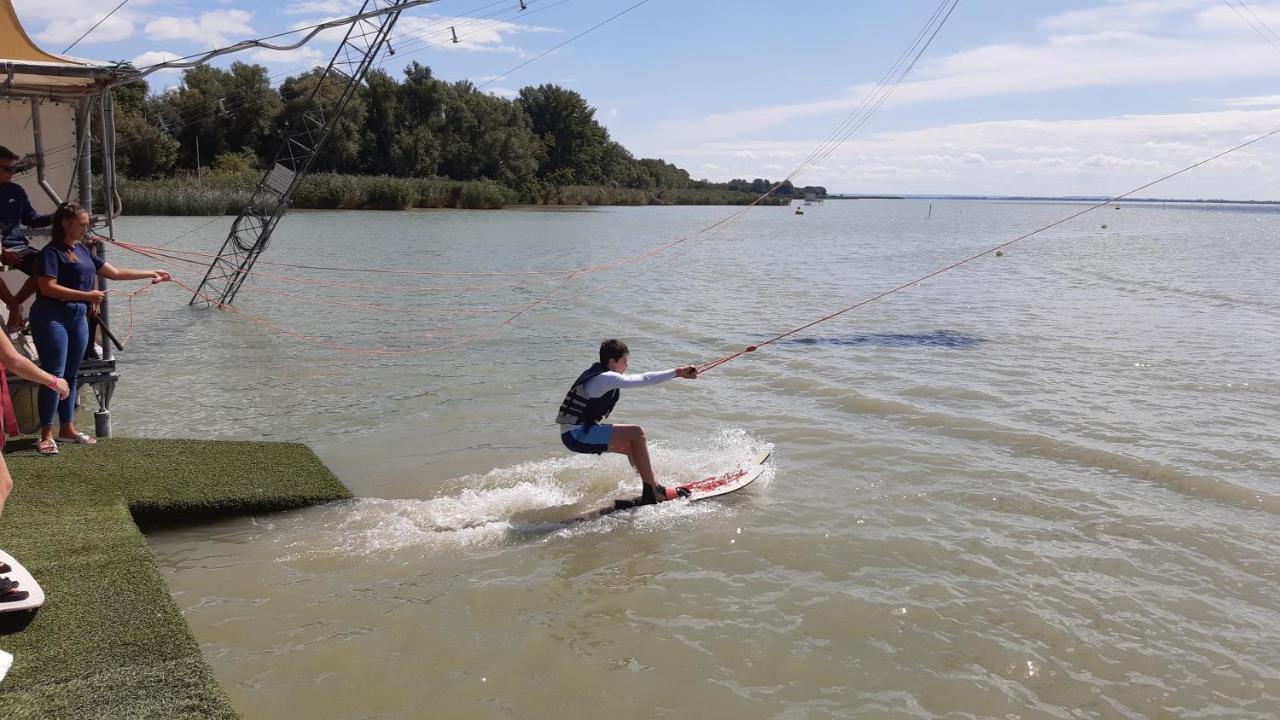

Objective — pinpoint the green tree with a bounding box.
[110,81,179,178]
[210,150,258,175]
[222,63,283,159]
[637,158,692,189]
[387,63,446,177]
[438,81,540,185]
[275,68,367,173]
[517,84,610,184]
[158,65,227,171]
[359,69,403,175]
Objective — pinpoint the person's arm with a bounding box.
[36,276,103,304]
[98,262,170,283]
[585,367,696,396]
[20,196,50,229]
[0,332,69,399]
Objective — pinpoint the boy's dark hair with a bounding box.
[599,338,628,365]
[0,146,17,162]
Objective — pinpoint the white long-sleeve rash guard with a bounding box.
[560,368,678,434]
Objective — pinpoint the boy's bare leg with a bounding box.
[607,424,657,490]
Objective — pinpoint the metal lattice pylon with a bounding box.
[191,0,433,307]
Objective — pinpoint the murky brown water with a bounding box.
[109,200,1278,718]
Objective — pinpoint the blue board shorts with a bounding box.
[561,424,614,454]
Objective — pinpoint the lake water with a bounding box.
[111,200,1277,719]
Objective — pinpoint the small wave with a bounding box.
[807,388,1280,516]
[285,429,773,557]
[783,329,984,349]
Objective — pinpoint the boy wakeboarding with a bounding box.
[558,339,698,507]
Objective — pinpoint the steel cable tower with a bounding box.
[191,0,435,307]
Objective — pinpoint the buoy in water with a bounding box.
[1101,224,1108,229]
[995,250,1004,257]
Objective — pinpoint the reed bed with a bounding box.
[117,173,780,215]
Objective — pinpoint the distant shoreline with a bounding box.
[115,173,789,216]
[824,193,1280,205]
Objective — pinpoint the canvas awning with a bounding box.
[0,0,131,96]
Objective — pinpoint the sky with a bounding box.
[14,0,1280,199]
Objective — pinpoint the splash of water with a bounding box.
[287,429,773,557]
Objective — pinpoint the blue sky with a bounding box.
[15,0,1280,198]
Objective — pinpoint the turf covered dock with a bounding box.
[0,438,353,719]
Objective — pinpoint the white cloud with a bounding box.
[1221,94,1280,108]
[130,50,182,89]
[1014,145,1080,155]
[247,46,325,66]
[132,50,180,67]
[13,0,158,48]
[285,0,359,14]
[652,107,1280,198]
[1081,154,1161,168]
[1039,0,1211,32]
[145,10,254,48]
[662,3,1280,142]
[35,15,135,46]
[1195,2,1280,32]
[388,14,557,57]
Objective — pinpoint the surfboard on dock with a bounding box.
[0,549,45,633]
[567,450,771,522]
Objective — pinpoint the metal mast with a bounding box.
[191,0,433,307]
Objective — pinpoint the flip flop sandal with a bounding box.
[0,586,29,603]
[0,577,18,593]
[56,432,96,445]
[0,563,10,574]
[35,439,58,455]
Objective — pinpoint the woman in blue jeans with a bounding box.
[30,203,170,455]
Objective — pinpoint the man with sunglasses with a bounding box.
[0,145,51,330]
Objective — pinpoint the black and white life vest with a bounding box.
[555,362,619,427]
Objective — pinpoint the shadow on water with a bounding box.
[783,329,984,349]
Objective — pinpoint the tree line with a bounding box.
[110,62,826,202]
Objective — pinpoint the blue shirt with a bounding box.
[37,243,104,297]
[0,182,51,249]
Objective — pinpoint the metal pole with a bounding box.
[98,91,113,361]
[30,101,63,206]
[76,99,92,211]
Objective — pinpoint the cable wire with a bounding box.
[63,0,129,54]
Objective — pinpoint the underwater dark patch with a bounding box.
[783,330,984,349]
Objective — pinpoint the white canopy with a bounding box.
[0,1,130,97]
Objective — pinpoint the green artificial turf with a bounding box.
[0,438,353,719]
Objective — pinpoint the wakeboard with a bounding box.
[677,449,771,501]
[0,549,45,633]
[567,450,771,522]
